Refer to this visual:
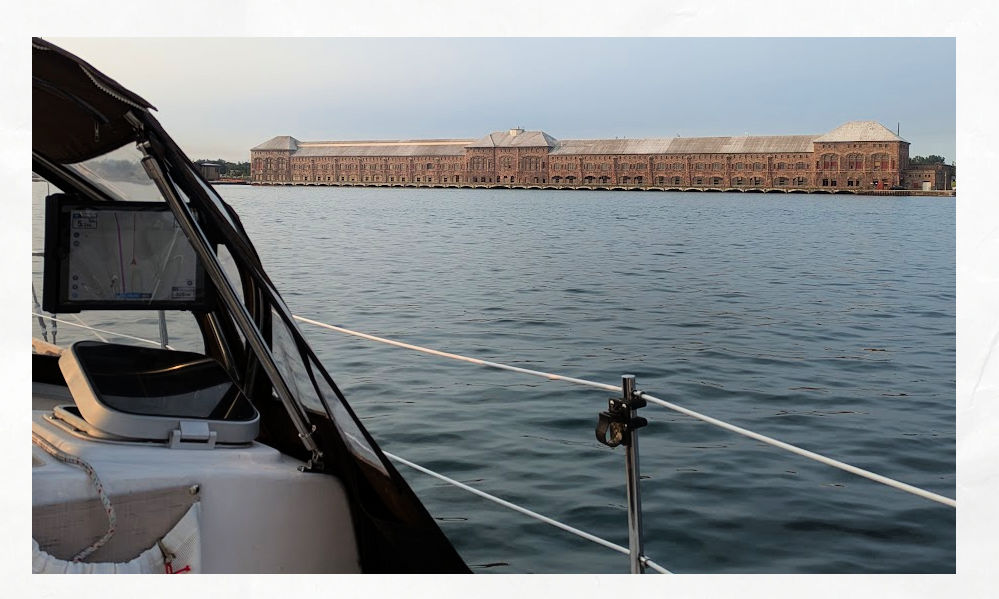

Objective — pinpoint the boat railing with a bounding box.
[290,316,956,509]
[292,316,956,574]
[29,309,956,573]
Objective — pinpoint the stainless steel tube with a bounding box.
[158,310,169,349]
[136,143,321,461]
[622,374,645,573]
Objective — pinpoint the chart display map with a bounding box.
[66,208,201,304]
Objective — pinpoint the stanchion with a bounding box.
[595,374,648,573]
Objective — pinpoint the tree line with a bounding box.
[194,159,251,177]
[909,155,949,165]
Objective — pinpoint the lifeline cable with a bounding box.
[385,451,671,574]
[31,312,172,349]
[293,315,956,509]
[70,313,109,343]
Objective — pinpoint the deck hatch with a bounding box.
[59,341,258,445]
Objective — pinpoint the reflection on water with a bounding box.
[32,183,955,573]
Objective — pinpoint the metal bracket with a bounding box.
[299,449,326,473]
[596,387,647,448]
[297,426,326,472]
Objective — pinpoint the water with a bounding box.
[31,184,955,573]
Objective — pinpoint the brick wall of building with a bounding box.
[252,150,292,183]
[902,163,955,190]
[251,122,951,191]
[813,140,908,190]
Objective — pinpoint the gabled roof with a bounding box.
[251,136,300,151]
[550,135,816,155]
[814,121,907,143]
[250,122,907,158]
[294,140,470,157]
[551,138,674,155]
[672,135,816,154]
[467,129,559,148]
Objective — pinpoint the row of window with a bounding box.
[469,157,493,170]
[289,162,469,172]
[275,159,893,173]
[265,173,902,188]
[256,153,901,175]
[818,143,896,149]
[818,153,894,170]
[288,175,467,183]
[284,175,565,184]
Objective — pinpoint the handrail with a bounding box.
[291,315,956,509]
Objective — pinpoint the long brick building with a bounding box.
[250,121,954,192]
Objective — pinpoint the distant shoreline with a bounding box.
[244,181,955,197]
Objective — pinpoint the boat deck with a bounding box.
[32,382,361,573]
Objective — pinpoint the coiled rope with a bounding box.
[292,315,956,509]
[31,433,117,561]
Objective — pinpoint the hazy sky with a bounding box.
[48,37,955,163]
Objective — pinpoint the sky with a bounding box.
[46,36,956,163]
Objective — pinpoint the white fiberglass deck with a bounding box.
[32,384,360,573]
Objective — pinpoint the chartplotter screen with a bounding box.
[43,196,212,312]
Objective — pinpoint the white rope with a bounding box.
[31,312,173,350]
[70,314,109,343]
[636,391,956,508]
[293,315,956,508]
[292,315,618,392]
[32,433,117,561]
[385,451,671,574]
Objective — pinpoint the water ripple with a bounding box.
[36,186,953,574]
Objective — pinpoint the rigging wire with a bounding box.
[386,451,671,574]
[292,315,956,509]
[30,283,49,343]
[31,312,172,350]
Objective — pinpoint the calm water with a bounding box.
[31,185,955,573]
